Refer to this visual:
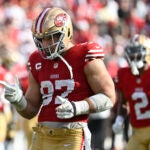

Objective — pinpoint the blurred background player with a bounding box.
[0,44,14,150]
[0,102,7,150]
[112,34,150,150]
[10,63,37,149]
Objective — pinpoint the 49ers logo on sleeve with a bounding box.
[54,13,68,27]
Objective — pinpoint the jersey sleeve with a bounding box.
[84,42,105,64]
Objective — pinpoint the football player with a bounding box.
[112,34,150,150]
[0,7,115,150]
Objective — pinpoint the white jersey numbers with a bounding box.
[41,81,54,105]
[40,79,75,106]
[55,80,74,104]
[132,91,150,120]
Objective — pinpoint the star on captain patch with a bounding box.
[53,62,58,69]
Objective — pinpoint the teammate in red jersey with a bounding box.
[112,34,150,150]
[0,7,115,150]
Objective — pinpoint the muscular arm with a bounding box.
[112,89,128,134]
[56,58,116,119]
[84,59,116,112]
[117,90,128,117]
[18,72,42,119]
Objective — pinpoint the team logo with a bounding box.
[53,62,58,69]
[136,78,141,84]
[54,13,68,27]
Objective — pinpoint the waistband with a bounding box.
[33,124,83,136]
[38,121,87,129]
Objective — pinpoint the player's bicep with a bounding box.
[25,71,42,109]
[84,59,115,103]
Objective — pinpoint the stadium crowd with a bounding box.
[0,0,150,150]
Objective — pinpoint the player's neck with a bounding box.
[66,42,74,50]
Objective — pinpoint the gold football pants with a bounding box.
[30,125,84,150]
[126,126,150,150]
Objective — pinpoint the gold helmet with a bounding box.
[125,34,150,75]
[32,7,73,59]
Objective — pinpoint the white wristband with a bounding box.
[90,93,113,112]
[72,101,89,116]
[12,96,27,111]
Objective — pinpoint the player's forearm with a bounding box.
[117,93,128,117]
[118,104,128,117]
[16,97,39,119]
[82,93,114,114]
[56,93,114,119]
[71,93,114,116]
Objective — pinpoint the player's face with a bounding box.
[42,33,60,53]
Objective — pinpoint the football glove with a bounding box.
[0,76,26,111]
[112,115,124,134]
[56,96,89,119]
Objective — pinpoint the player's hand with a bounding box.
[56,96,75,119]
[112,115,124,134]
[0,76,23,104]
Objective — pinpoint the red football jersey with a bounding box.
[28,42,104,123]
[115,67,150,128]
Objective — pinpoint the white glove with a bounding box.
[112,115,124,134]
[56,96,74,119]
[56,96,89,119]
[0,76,26,111]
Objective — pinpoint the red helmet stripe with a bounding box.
[35,8,50,34]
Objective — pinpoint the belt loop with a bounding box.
[48,129,54,136]
[32,126,39,132]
